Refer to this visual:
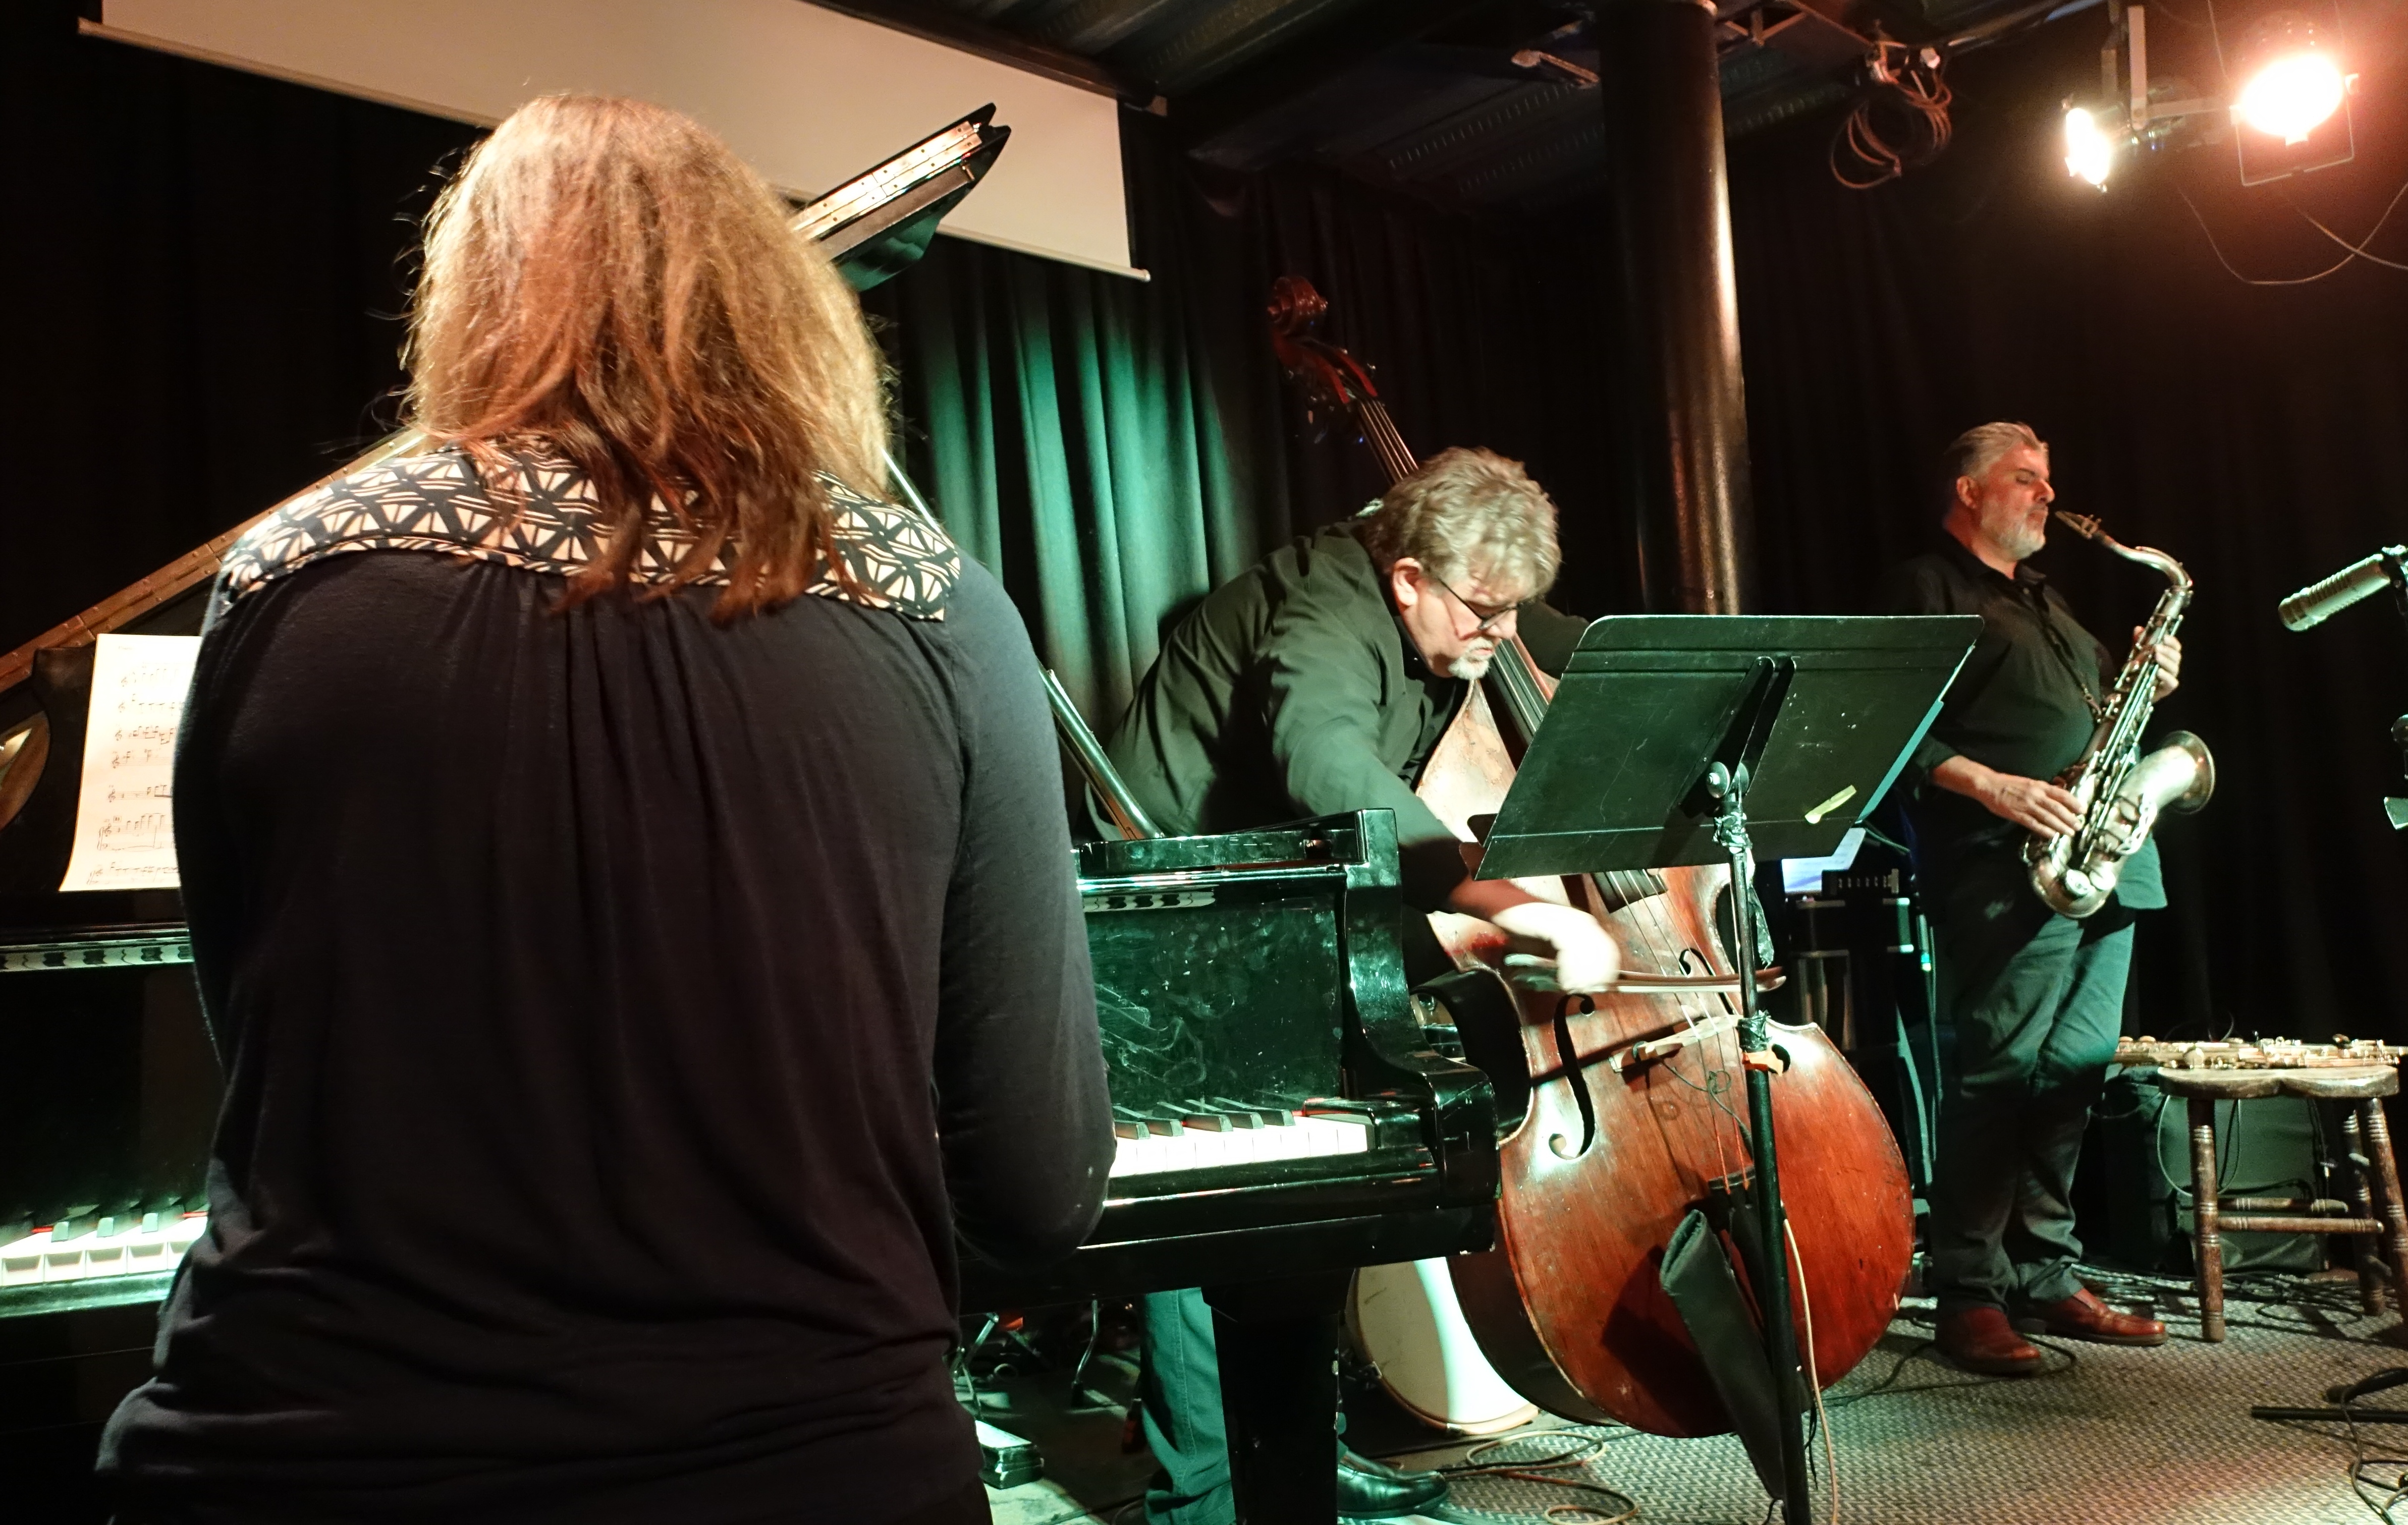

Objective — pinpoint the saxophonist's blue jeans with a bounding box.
[1925,859,2139,1317]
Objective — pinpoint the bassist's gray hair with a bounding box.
[1359,446,1561,596]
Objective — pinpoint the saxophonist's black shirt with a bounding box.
[1882,532,2163,908]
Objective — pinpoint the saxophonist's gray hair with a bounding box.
[1941,421,2045,506]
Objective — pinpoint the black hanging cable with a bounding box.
[2178,172,2408,285]
[1832,41,1955,190]
[2285,177,2408,273]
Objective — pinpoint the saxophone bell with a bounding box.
[2032,731,2214,917]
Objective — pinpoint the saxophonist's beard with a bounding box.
[2000,514,2048,563]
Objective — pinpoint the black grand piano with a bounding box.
[2,665,1502,1517]
[0,103,1507,1521]
[5,655,1501,1313]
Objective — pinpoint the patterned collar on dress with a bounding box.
[211,446,959,623]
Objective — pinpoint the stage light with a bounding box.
[2051,3,2359,190]
[2237,47,2346,144]
[2064,106,2116,188]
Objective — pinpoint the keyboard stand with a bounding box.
[1206,1270,1350,1525]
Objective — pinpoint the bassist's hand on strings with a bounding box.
[1448,878,1621,993]
[1932,755,2082,837]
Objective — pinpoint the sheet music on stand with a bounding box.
[1480,615,1981,878]
[59,633,199,892]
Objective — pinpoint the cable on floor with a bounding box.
[2337,1386,2408,1522]
[1438,1429,1639,1524]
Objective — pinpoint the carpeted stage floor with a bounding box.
[977,1268,2408,1525]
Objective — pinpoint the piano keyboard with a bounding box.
[1,1213,205,1290]
[1111,1103,1372,1179]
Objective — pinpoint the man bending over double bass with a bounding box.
[1101,446,1618,1524]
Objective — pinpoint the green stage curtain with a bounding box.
[860,118,1620,732]
[861,200,1279,731]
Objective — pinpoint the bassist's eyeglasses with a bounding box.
[1421,569,1518,636]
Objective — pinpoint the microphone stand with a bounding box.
[2383,550,2408,831]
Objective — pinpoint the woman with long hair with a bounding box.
[100,95,1111,1525]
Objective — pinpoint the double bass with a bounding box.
[1268,277,1913,1439]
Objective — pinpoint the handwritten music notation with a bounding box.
[60,634,201,892]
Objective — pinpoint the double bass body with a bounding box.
[1417,674,1916,1438]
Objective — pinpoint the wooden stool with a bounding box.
[2151,1064,2408,1340]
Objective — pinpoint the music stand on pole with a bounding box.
[1479,613,1979,1525]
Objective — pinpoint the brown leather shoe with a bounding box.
[2020,1286,2168,1346]
[1936,1306,2045,1375]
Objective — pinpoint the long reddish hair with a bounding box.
[404,94,889,618]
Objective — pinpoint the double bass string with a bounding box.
[1358,403,1417,482]
[1339,328,1755,1182]
[1351,401,1751,1183]
[1492,638,1750,1182]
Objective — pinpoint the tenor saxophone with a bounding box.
[2024,512,2216,917]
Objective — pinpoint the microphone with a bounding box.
[2278,546,2408,631]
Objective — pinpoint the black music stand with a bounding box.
[1480,613,1978,1525]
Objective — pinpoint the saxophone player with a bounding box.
[1884,422,2182,1375]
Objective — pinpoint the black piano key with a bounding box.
[1206,1097,1277,1128]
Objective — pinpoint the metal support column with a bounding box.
[1597,0,1753,613]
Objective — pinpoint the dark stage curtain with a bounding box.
[1724,19,2408,1041]
[859,119,1623,726]
[0,5,479,650]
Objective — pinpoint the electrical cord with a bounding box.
[1831,42,1955,190]
[2180,172,2408,285]
[2179,188,2352,284]
[1437,1429,1639,1523]
[2341,1387,2408,1522]
[2263,1390,2408,1522]
[1814,1313,2085,1410]
[2287,180,2408,272]
[1786,1218,1841,1523]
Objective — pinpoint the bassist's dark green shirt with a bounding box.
[1103,523,1474,910]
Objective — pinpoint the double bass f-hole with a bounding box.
[1547,996,1600,1160]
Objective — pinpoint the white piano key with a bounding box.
[1107,1106,1378,1179]
[0,1214,206,1286]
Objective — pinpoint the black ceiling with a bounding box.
[820,0,2088,210]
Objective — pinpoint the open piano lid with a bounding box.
[0,105,1009,871]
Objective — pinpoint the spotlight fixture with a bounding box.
[2231,8,2356,182]
[2063,105,2117,187]
[2237,47,2346,144]
[2055,0,2357,189]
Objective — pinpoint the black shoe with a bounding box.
[1335,1448,1448,1519]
